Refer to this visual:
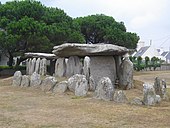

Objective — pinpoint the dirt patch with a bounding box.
[0,71,170,128]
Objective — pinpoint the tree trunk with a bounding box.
[16,57,27,67]
[8,55,13,66]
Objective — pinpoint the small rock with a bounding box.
[41,76,57,92]
[30,72,41,87]
[53,81,68,93]
[94,77,114,101]
[20,75,30,87]
[12,71,22,86]
[113,90,128,103]
[131,97,143,105]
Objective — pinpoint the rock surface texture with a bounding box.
[55,58,66,77]
[75,76,88,96]
[12,71,22,86]
[20,75,30,87]
[94,77,114,101]
[30,72,41,87]
[154,77,162,96]
[53,81,68,93]
[113,90,128,103]
[41,76,57,92]
[53,43,129,57]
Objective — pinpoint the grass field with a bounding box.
[0,71,170,128]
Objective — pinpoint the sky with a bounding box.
[1,0,170,51]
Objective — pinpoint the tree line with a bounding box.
[0,0,139,66]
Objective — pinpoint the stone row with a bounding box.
[26,58,47,76]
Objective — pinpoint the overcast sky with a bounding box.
[1,0,170,50]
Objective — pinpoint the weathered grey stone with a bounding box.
[20,75,30,87]
[143,83,159,106]
[131,97,143,105]
[41,76,57,92]
[26,59,29,75]
[53,81,68,93]
[89,76,96,91]
[75,76,88,96]
[12,71,22,86]
[83,56,90,81]
[119,56,133,89]
[28,59,32,75]
[161,79,168,100]
[40,58,47,76]
[55,58,66,77]
[155,95,161,103]
[94,77,114,101]
[53,43,129,57]
[89,56,116,87]
[154,77,162,96]
[30,58,36,74]
[113,90,128,103]
[30,72,41,86]
[115,56,122,79]
[66,56,83,77]
[68,74,87,92]
[35,58,40,74]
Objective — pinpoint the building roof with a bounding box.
[161,51,168,56]
[165,52,170,59]
[133,46,150,57]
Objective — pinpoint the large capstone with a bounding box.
[66,56,83,77]
[89,56,116,87]
[113,90,128,103]
[55,58,66,77]
[68,74,87,92]
[94,77,114,101]
[30,72,41,86]
[53,43,128,57]
[12,71,22,86]
[119,57,133,89]
[143,83,161,106]
[20,75,30,87]
[41,76,57,92]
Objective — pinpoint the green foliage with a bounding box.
[75,14,139,48]
[0,65,25,70]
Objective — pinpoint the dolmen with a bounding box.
[52,43,133,90]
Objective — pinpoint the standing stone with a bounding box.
[75,76,88,96]
[66,56,83,77]
[162,79,168,100]
[131,97,143,105]
[28,59,32,75]
[41,76,57,92]
[30,72,41,87]
[89,56,116,88]
[68,74,88,92]
[26,59,29,75]
[154,77,163,97]
[12,71,22,86]
[115,56,122,80]
[53,81,68,93]
[35,58,41,74]
[40,58,47,76]
[55,58,66,77]
[89,76,96,91]
[113,90,128,103]
[119,56,133,90]
[30,58,36,75]
[143,83,161,105]
[83,56,90,81]
[20,75,30,87]
[94,77,114,101]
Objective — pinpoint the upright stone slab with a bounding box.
[83,56,90,81]
[26,59,29,75]
[28,59,32,75]
[40,58,47,76]
[30,58,36,75]
[20,75,30,87]
[35,58,40,74]
[119,57,133,89]
[154,77,162,96]
[89,56,116,87]
[94,77,114,101]
[53,81,68,93]
[66,56,83,77]
[89,76,96,91]
[41,76,57,92]
[75,76,88,96]
[115,56,122,79]
[55,58,66,77]
[113,90,128,103]
[30,72,41,87]
[12,71,22,86]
